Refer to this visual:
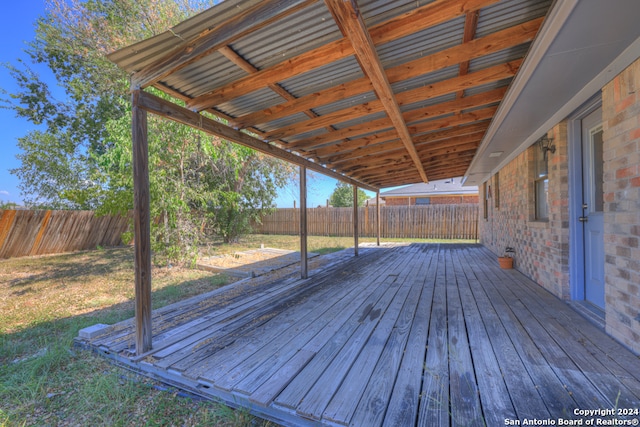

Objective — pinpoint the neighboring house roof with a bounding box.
[381,178,478,198]
[364,197,385,205]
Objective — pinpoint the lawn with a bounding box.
[0,234,470,426]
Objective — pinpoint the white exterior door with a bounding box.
[581,108,605,309]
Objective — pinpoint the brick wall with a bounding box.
[479,123,570,300]
[481,57,640,354]
[602,58,640,352]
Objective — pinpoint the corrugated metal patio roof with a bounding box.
[110,0,553,190]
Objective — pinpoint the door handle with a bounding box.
[579,216,588,222]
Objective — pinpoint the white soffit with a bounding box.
[465,0,640,185]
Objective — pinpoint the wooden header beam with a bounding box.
[135,90,378,192]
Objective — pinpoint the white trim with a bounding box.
[465,0,640,186]
[467,0,579,177]
[491,34,640,180]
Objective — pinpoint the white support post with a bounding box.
[376,190,381,246]
[353,184,359,256]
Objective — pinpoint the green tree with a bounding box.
[329,182,369,207]
[2,0,295,263]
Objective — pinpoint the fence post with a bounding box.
[255,204,479,240]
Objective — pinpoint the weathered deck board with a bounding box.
[466,247,640,411]
[207,248,406,392]
[452,248,517,426]
[272,247,415,412]
[352,245,437,427]
[79,244,640,427]
[159,249,387,371]
[291,248,420,420]
[321,246,431,425]
[184,250,397,387]
[463,246,575,417]
[417,248,450,427]
[445,248,483,427]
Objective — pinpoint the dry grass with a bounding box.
[0,245,277,427]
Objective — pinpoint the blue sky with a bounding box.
[0,1,49,205]
[0,2,383,208]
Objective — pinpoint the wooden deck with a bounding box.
[78,244,640,426]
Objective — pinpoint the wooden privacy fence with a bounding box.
[0,210,131,259]
[255,204,479,240]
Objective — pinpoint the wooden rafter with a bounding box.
[344,145,482,176]
[270,59,519,149]
[187,0,502,112]
[335,143,482,176]
[271,86,505,144]
[289,116,393,151]
[311,121,489,160]
[292,0,431,187]
[456,10,480,100]
[310,130,399,158]
[129,0,318,89]
[218,45,338,138]
[328,133,485,169]
[236,17,541,129]
[411,122,490,145]
[356,147,480,172]
[320,126,488,165]
[291,104,497,152]
[325,130,485,166]
[218,45,297,103]
[353,154,476,182]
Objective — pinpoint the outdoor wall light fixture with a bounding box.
[538,134,555,161]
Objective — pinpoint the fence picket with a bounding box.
[254,205,478,240]
[0,210,131,259]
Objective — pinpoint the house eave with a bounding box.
[464,0,640,185]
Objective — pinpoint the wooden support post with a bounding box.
[132,90,152,355]
[299,166,308,279]
[353,184,359,256]
[376,190,381,246]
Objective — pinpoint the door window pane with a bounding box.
[591,128,604,213]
